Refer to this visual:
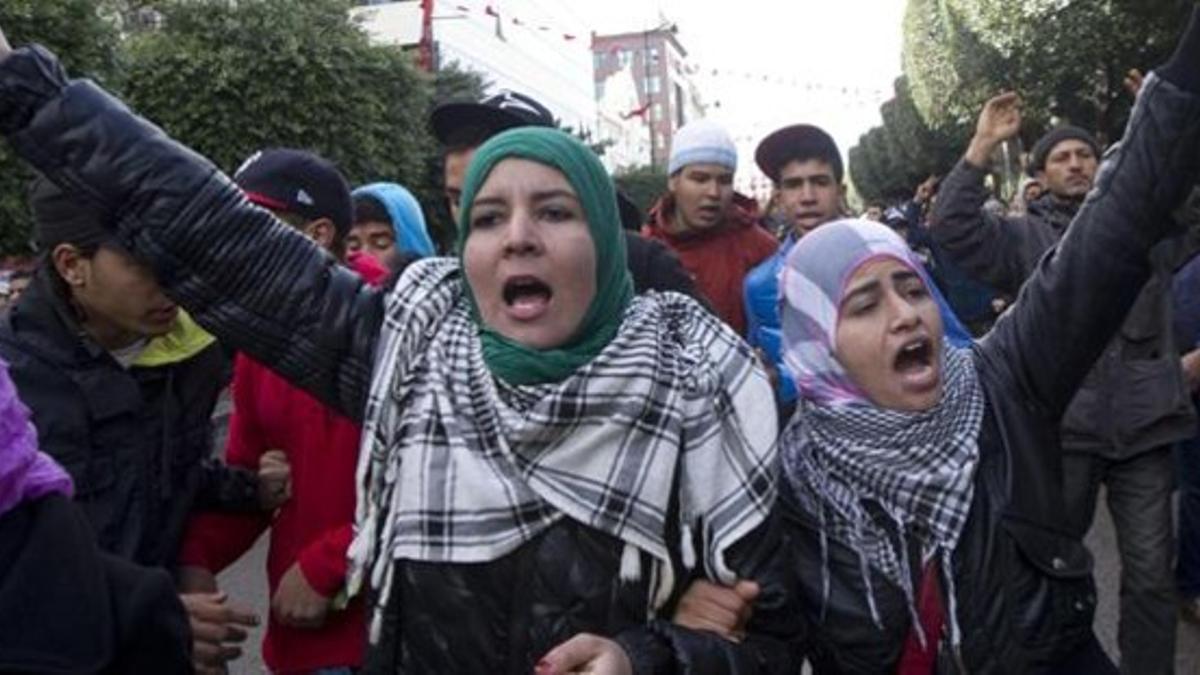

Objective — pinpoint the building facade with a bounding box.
[352,1,597,137]
[592,28,703,171]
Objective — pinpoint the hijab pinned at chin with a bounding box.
[454,127,633,386]
[779,218,948,406]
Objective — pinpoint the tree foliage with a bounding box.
[614,165,668,218]
[0,0,124,255]
[904,0,1191,142]
[855,0,1191,205]
[849,77,966,204]
[122,0,434,192]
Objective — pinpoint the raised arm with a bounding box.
[980,17,1200,419]
[929,93,1032,295]
[0,41,382,421]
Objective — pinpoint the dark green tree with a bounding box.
[614,165,668,219]
[904,0,1191,143]
[122,0,436,218]
[433,60,487,108]
[0,1,124,255]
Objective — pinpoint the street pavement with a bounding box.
[221,495,1200,674]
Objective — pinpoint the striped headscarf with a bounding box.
[778,219,985,648]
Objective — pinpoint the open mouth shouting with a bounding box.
[502,274,554,322]
[893,335,939,394]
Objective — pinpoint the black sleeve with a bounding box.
[614,513,806,674]
[0,46,383,421]
[929,161,1031,295]
[102,552,193,674]
[195,461,260,512]
[979,70,1200,420]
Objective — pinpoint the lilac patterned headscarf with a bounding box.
[0,358,72,518]
[779,218,942,404]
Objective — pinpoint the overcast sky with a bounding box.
[564,0,907,185]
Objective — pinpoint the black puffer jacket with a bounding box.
[0,46,805,673]
[0,270,258,566]
[787,71,1200,673]
[932,158,1195,459]
[0,495,192,674]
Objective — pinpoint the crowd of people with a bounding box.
[2,8,1200,675]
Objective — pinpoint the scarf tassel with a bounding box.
[620,542,642,582]
[680,523,697,571]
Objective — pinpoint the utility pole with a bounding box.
[418,0,435,72]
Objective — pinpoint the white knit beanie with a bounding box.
[668,119,738,175]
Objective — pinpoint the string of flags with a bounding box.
[702,67,888,100]
[443,1,579,42]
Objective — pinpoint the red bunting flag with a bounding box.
[485,4,499,17]
[621,101,652,120]
[563,33,577,40]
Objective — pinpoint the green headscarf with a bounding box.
[456,127,633,385]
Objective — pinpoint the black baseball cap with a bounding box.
[233,149,353,233]
[431,90,557,145]
[755,124,844,184]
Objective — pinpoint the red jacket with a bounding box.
[178,252,387,673]
[642,193,778,336]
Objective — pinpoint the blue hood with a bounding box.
[352,182,436,257]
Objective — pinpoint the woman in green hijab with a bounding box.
[346,127,799,674]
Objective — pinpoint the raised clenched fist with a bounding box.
[965,92,1023,169]
[974,92,1023,147]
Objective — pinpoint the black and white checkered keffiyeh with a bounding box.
[348,258,778,641]
[781,346,985,647]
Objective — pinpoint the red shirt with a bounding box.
[642,193,778,336]
[896,560,945,675]
[178,253,387,673]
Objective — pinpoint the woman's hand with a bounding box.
[672,579,759,641]
[536,633,632,675]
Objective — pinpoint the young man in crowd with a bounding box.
[641,119,778,335]
[350,181,437,271]
[433,90,704,302]
[931,92,1197,674]
[742,124,846,404]
[177,149,389,675]
[0,177,280,674]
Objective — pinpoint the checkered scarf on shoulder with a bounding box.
[348,258,779,642]
[782,346,984,647]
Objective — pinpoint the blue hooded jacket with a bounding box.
[352,182,436,257]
